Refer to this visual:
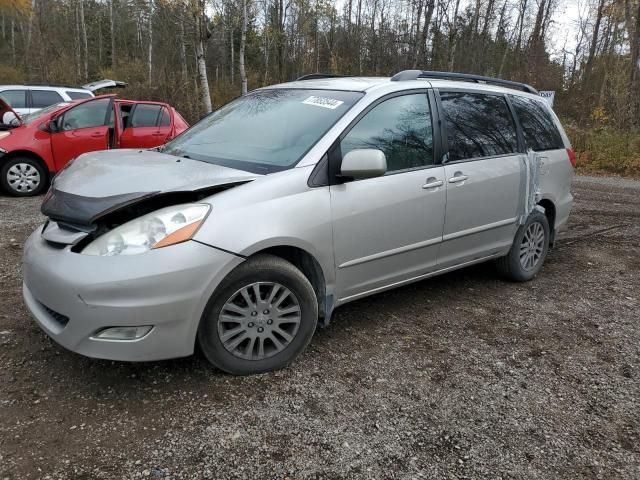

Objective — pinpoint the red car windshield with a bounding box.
[21,102,70,125]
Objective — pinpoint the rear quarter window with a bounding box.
[131,104,162,127]
[158,107,171,127]
[0,90,27,109]
[66,91,93,100]
[510,96,564,151]
[31,90,64,108]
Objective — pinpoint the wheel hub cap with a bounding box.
[217,282,301,361]
[519,221,545,271]
[7,163,40,193]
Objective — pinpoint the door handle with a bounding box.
[422,179,444,189]
[152,132,164,136]
[90,132,104,138]
[448,174,468,183]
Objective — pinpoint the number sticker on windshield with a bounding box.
[302,96,344,110]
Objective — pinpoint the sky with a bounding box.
[548,0,584,59]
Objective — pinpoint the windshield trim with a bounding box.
[162,88,365,175]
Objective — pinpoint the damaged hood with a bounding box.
[42,149,259,225]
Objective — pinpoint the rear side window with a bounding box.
[31,90,64,108]
[510,96,564,151]
[341,93,434,172]
[440,92,518,161]
[0,90,27,109]
[66,91,92,100]
[131,104,162,127]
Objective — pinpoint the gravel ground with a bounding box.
[0,175,638,479]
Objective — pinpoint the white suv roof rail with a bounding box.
[390,70,539,94]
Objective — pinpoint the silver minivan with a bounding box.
[22,71,574,375]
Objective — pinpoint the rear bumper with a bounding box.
[22,227,243,361]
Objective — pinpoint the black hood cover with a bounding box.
[41,189,159,227]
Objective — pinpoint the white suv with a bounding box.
[0,80,126,116]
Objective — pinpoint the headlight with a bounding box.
[82,203,210,256]
[0,131,10,140]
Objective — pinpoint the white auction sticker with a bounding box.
[302,96,344,109]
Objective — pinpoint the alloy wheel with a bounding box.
[519,221,545,271]
[217,282,302,361]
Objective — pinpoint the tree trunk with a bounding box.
[356,0,362,73]
[179,18,188,82]
[369,0,378,73]
[239,0,248,94]
[110,0,116,70]
[481,0,495,39]
[529,0,547,53]
[624,0,640,123]
[412,0,424,68]
[195,7,212,113]
[413,0,434,68]
[26,0,35,60]
[75,2,81,79]
[11,18,16,65]
[276,0,286,81]
[515,0,527,51]
[98,18,102,66]
[79,0,88,81]
[147,0,153,84]
[448,0,461,71]
[585,0,605,79]
[472,0,481,35]
[230,27,235,84]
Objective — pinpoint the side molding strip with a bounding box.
[442,217,517,242]
[338,236,442,269]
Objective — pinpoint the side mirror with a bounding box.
[340,149,387,180]
[1,111,19,127]
[49,118,61,133]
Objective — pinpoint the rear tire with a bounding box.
[197,254,318,375]
[1,156,48,197]
[496,211,550,282]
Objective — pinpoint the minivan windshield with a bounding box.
[163,89,363,174]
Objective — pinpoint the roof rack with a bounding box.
[26,83,84,89]
[390,70,538,94]
[296,73,349,81]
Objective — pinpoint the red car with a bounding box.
[0,95,189,196]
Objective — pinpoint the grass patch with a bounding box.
[565,125,640,177]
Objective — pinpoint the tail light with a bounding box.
[566,148,577,168]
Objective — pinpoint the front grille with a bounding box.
[40,303,70,328]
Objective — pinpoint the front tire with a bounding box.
[197,254,318,375]
[496,211,550,282]
[1,156,48,197]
